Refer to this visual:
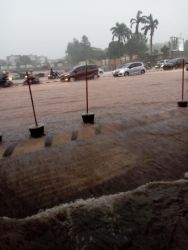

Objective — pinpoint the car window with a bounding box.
[129,63,137,68]
[88,65,97,70]
[123,63,131,68]
[75,66,85,73]
[134,63,142,67]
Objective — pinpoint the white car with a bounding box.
[155,59,168,69]
[112,62,146,77]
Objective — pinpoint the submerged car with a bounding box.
[162,60,174,70]
[112,62,146,77]
[60,64,99,82]
[155,59,169,69]
[163,58,184,70]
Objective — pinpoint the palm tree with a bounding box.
[110,22,132,44]
[141,14,159,55]
[130,10,147,34]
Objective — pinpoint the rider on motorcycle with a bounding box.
[24,71,40,85]
[0,71,13,87]
[48,68,60,79]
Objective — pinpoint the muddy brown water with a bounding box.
[0,70,188,218]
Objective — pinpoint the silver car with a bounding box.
[113,62,146,77]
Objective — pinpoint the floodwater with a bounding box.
[0,69,187,143]
[0,69,188,218]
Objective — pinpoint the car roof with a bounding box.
[125,62,143,65]
[117,62,143,69]
[74,64,97,68]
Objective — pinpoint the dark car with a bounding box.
[163,58,184,70]
[60,64,99,82]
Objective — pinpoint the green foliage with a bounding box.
[153,49,159,55]
[80,35,92,60]
[66,36,106,64]
[126,33,148,58]
[142,14,159,37]
[107,41,125,59]
[91,48,107,60]
[160,45,170,57]
[66,38,84,64]
[110,22,132,44]
[65,11,159,63]
[141,14,159,55]
[108,22,132,59]
[130,11,147,34]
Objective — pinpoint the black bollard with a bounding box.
[177,59,188,108]
[27,73,45,137]
[81,63,95,124]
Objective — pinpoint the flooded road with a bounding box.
[0,69,187,143]
[0,69,188,217]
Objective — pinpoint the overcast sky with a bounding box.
[1,0,188,59]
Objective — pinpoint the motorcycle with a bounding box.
[23,73,40,85]
[0,72,13,88]
[48,71,60,79]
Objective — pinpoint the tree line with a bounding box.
[65,11,159,64]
